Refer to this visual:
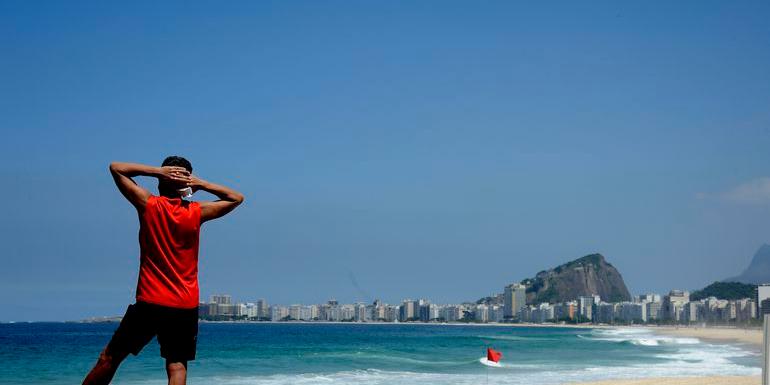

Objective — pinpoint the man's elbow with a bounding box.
[234,193,245,205]
[109,162,118,174]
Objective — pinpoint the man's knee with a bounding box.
[166,360,187,374]
[98,346,126,367]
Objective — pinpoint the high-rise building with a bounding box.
[662,290,689,322]
[235,303,248,317]
[735,298,756,322]
[256,299,269,319]
[372,301,387,321]
[441,305,465,322]
[339,304,355,321]
[210,294,232,305]
[503,283,527,320]
[354,303,368,322]
[217,302,235,316]
[244,303,258,318]
[288,305,302,320]
[646,301,661,321]
[595,303,617,324]
[270,306,288,321]
[619,302,646,323]
[488,305,504,322]
[475,304,489,322]
[529,303,555,323]
[639,293,661,303]
[385,305,399,322]
[419,303,439,322]
[578,296,597,320]
[554,301,577,321]
[757,284,770,316]
[682,302,700,323]
[400,299,419,321]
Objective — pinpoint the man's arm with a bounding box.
[109,162,190,210]
[189,176,244,223]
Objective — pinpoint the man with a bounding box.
[82,156,244,385]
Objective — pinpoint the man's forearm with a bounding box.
[109,162,161,178]
[197,179,244,203]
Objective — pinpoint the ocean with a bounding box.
[0,322,760,384]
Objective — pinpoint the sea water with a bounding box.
[0,322,760,384]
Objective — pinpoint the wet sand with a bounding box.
[653,326,762,347]
[572,376,759,385]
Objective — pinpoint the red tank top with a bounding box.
[135,195,201,309]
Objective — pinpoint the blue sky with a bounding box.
[1,1,769,321]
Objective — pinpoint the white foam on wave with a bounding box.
[477,334,549,342]
[580,327,701,346]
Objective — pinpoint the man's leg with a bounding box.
[83,303,154,385]
[166,360,187,385]
[82,344,129,385]
[158,305,198,385]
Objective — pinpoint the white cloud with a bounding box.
[719,177,770,205]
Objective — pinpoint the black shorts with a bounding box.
[107,301,199,362]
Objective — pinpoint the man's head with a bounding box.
[158,155,193,196]
[162,155,193,173]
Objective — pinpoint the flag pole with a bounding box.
[762,314,770,385]
[483,346,487,385]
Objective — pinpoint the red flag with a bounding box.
[487,347,502,363]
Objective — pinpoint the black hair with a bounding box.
[161,155,193,172]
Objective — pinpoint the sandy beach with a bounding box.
[573,376,759,385]
[653,326,763,347]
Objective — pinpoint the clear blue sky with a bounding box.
[1,1,769,321]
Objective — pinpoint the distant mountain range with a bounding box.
[479,253,632,305]
[724,244,770,285]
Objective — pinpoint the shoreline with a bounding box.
[649,325,763,348]
[195,319,607,329]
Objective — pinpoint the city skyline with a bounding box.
[188,281,769,326]
[85,278,766,324]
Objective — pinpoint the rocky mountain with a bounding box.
[724,244,770,285]
[521,253,632,304]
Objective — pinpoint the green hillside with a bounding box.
[690,281,756,301]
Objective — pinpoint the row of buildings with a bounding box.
[200,296,485,323]
[517,291,762,324]
[199,284,770,325]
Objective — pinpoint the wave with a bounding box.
[475,334,550,342]
[307,351,475,367]
[577,328,701,346]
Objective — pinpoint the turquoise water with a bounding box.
[0,322,760,384]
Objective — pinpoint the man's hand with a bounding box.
[158,166,192,188]
[186,174,206,193]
